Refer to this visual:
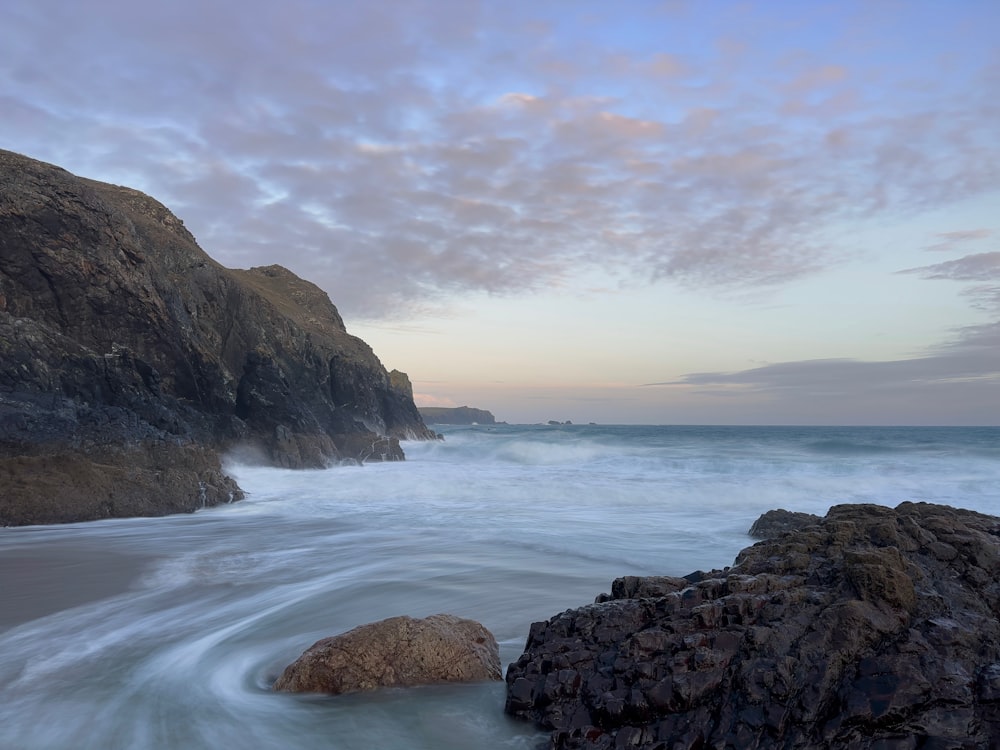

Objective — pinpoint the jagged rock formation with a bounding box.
[418,406,497,425]
[0,149,434,525]
[273,614,502,694]
[505,502,1000,749]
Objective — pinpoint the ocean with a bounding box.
[1,424,998,749]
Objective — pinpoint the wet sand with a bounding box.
[0,545,147,630]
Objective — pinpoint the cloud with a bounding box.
[2,0,998,320]
[413,393,457,408]
[643,315,1000,424]
[900,252,1000,282]
[924,229,993,252]
[961,286,1000,314]
[644,185,1000,420]
[899,235,1000,314]
[646,52,687,78]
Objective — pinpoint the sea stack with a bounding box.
[0,149,435,525]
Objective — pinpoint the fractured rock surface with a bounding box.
[747,508,822,539]
[505,502,1000,749]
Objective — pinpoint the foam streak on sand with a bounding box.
[0,425,997,749]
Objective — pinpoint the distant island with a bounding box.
[418,406,498,425]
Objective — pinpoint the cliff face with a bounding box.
[0,149,434,525]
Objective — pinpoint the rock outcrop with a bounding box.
[0,149,435,525]
[274,614,502,694]
[748,508,822,539]
[418,406,498,425]
[505,502,1000,749]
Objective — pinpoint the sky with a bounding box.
[2,0,999,425]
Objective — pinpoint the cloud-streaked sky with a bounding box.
[3,0,998,424]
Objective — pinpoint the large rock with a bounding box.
[505,502,1000,749]
[0,149,436,524]
[273,614,502,694]
[0,446,241,526]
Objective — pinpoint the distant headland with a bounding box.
[418,406,499,425]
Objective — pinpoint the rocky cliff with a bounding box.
[505,502,1000,749]
[0,149,435,525]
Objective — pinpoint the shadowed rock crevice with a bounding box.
[505,502,1000,749]
[0,149,435,525]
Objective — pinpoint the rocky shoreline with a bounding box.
[0,149,434,525]
[504,502,1000,749]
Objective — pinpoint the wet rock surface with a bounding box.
[505,502,1000,749]
[748,508,822,539]
[0,149,434,524]
[274,614,502,694]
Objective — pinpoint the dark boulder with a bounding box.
[748,508,822,539]
[505,502,1000,749]
[274,614,502,694]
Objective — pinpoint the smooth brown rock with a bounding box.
[274,614,502,694]
[0,445,241,525]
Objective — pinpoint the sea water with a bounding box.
[1,425,998,749]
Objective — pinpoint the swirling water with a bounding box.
[1,425,998,749]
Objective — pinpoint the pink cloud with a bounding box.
[2,0,997,322]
